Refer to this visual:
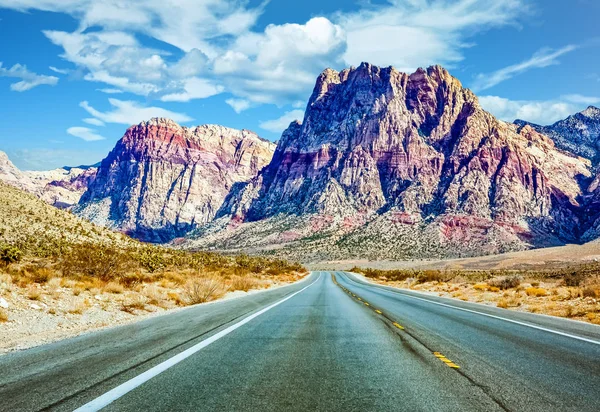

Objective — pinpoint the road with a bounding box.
[1,271,599,411]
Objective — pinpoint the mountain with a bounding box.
[515,106,600,162]
[0,151,35,194]
[25,166,97,208]
[182,63,593,261]
[75,118,276,242]
[0,151,96,208]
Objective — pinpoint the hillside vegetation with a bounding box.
[0,182,306,351]
[350,265,600,324]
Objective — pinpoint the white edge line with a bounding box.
[341,272,600,346]
[74,272,322,412]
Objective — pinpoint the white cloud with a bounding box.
[82,117,105,126]
[49,66,69,75]
[479,94,600,125]
[160,77,224,102]
[97,88,123,94]
[338,0,526,71]
[561,94,600,105]
[80,98,193,125]
[473,45,577,92]
[0,0,263,54]
[0,62,58,91]
[217,17,346,105]
[259,110,305,133]
[0,0,527,105]
[67,126,106,141]
[226,98,251,113]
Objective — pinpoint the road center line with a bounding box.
[341,272,600,346]
[74,272,322,412]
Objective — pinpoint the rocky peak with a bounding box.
[206,63,592,258]
[515,105,600,163]
[580,105,600,118]
[75,119,276,242]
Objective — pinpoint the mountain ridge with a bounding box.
[75,118,276,242]
[181,63,597,261]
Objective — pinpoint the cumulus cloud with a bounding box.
[259,110,305,133]
[479,94,600,125]
[0,62,58,91]
[337,0,526,71]
[473,45,577,92]
[216,17,346,105]
[67,126,106,141]
[80,98,193,125]
[0,0,530,107]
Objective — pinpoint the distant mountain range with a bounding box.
[515,106,600,163]
[2,63,600,262]
[0,151,96,209]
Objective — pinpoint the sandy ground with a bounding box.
[311,241,600,271]
[0,275,302,355]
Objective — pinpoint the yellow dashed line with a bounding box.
[332,273,408,334]
[433,352,460,369]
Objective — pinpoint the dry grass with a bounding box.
[183,277,226,305]
[121,297,147,314]
[103,282,124,294]
[525,287,548,297]
[0,308,8,323]
[229,275,259,292]
[67,299,89,315]
[27,286,41,301]
[167,291,184,306]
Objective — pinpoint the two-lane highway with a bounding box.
[1,271,599,411]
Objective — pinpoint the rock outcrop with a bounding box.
[185,64,594,260]
[75,118,276,242]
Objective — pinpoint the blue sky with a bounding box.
[0,0,598,170]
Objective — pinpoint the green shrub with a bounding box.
[61,243,134,281]
[0,244,23,266]
[138,248,166,273]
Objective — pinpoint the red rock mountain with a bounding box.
[75,118,276,242]
[184,64,593,261]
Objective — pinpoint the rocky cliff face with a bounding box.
[186,64,593,260]
[75,118,276,242]
[515,106,600,162]
[0,151,96,208]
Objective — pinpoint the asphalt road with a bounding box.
[1,271,599,411]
